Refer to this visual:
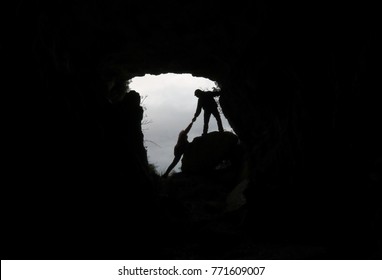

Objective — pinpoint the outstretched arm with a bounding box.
[193,99,202,120]
[184,122,193,134]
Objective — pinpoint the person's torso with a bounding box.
[200,95,218,111]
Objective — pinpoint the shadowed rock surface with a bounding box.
[1,1,380,260]
[181,131,240,174]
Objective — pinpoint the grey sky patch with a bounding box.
[129,73,233,175]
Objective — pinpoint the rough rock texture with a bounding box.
[181,131,240,174]
[2,1,380,259]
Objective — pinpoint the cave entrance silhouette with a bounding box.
[129,73,233,175]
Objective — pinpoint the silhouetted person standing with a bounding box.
[192,89,224,135]
[162,121,194,178]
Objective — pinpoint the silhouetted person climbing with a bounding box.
[162,121,194,178]
[192,89,224,135]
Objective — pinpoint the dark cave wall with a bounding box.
[2,1,380,258]
[2,1,158,257]
[218,5,381,256]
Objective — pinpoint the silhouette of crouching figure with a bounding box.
[162,121,194,178]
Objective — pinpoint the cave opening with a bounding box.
[129,73,233,175]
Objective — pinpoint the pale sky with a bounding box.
[129,73,233,175]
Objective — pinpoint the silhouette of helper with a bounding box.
[192,89,224,135]
[162,121,194,178]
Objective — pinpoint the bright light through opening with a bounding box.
[129,73,233,175]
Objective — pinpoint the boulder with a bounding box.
[181,131,239,174]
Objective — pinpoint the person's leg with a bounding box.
[162,154,182,178]
[203,111,211,135]
[212,110,224,132]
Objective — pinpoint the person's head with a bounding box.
[194,89,203,98]
[178,130,188,144]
